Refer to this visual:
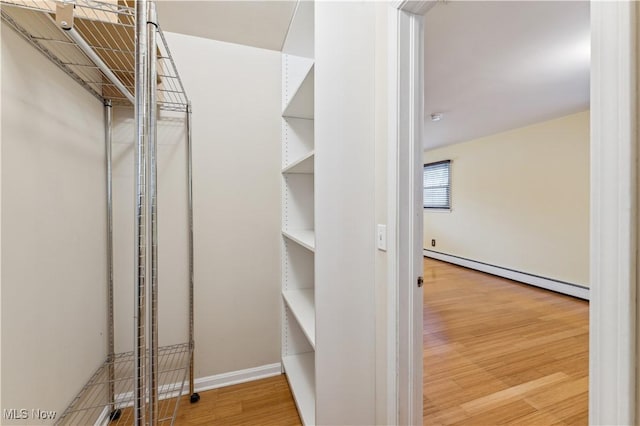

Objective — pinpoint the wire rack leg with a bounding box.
[104,98,122,423]
[186,102,200,404]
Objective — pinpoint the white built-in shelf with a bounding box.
[283,64,314,120]
[283,151,315,174]
[283,353,316,426]
[283,289,315,348]
[281,2,315,423]
[283,230,315,252]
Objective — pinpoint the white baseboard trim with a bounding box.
[424,249,589,300]
[94,362,283,425]
[194,362,283,393]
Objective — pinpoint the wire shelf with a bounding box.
[1,0,189,112]
[55,343,191,425]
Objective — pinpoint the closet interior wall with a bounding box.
[1,23,107,424]
[0,0,198,424]
[162,31,282,380]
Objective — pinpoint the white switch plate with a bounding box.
[377,224,387,251]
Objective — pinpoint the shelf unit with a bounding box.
[1,0,188,112]
[281,1,315,424]
[1,1,199,424]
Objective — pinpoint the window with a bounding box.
[423,160,451,210]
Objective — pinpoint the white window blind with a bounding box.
[423,160,451,209]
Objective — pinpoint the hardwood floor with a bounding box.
[172,257,588,425]
[173,375,301,425]
[424,257,589,425]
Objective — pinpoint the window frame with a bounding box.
[423,160,451,211]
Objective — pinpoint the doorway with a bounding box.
[388,1,638,425]
[422,1,589,423]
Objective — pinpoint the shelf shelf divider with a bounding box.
[283,289,315,348]
[282,229,315,252]
[283,62,314,120]
[283,150,314,174]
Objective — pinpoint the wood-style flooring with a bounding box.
[424,257,589,425]
[172,257,589,425]
[172,375,301,425]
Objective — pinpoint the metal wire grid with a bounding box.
[2,2,193,424]
[55,343,190,426]
[0,0,189,112]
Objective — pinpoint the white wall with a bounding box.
[1,26,107,423]
[424,110,590,286]
[315,3,377,424]
[163,33,282,378]
[374,3,389,424]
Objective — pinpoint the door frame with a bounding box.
[387,2,435,425]
[589,2,637,424]
[388,1,638,425]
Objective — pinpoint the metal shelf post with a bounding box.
[186,102,200,404]
[147,1,159,424]
[134,0,149,424]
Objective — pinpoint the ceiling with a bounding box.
[423,1,590,150]
[156,1,296,52]
[156,1,589,151]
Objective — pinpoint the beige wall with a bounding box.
[164,33,282,378]
[374,2,389,424]
[424,110,590,286]
[1,26,107,423]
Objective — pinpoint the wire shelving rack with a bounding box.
[1,1,199,424]
[1,0,189,111]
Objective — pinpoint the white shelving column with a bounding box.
[281,2,316,425]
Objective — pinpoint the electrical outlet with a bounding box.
[431,239,436,247]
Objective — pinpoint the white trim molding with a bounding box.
[388,2,436,425]
[590,1,638,425]
[193,363,282,393]
[391,2,638,426]
[424,250,589,300]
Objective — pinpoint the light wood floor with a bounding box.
[172,375,301,425]
[172,258,588,425]
[424,257,589,425]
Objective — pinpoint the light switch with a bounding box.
[377,224,387,251]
